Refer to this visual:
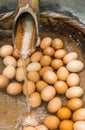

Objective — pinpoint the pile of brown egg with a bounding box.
[0,37,85,130]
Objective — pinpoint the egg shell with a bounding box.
[16,67,25,82]
[23,126,37,130]
[23,81,36,96]
[3,65,16,79]
[40,55,52,66]
[0,45,13,57]
[36,80,48,92]
[51,59,63,69]
[3,56,17,67]
[57,107,72,120]
[43,46,55,56]
[66,86,84,99]
[66,98,84,111]
[27,62,41,72]
[59,120,74,130]
[31,51,42,62]
[29,92,42,108]
[66,60,84,72]
[66,73,80,87]
[44,115,60,129]
[43,71,57,84]
[73,121,85,130]
[72,108,85,121]
[57,67,69,81]
[40,37,52,49]
[28,71,40,83]
[52,38,64,49]
[6,82,22,95]
[47,97,62,113]
[41,86,56,102]
[54,81,68,94]
[63,52,78,64]
[0,74,9,88]
[39,66,53,77]
[36,125,48,130]
[54,49,67,59]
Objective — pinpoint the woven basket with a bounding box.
[0,11,85,130]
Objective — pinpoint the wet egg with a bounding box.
[57,107,72,120]
[59,120,74,130]
[44,115,60,129]
[6,82,22,95]
[40,37,52,49]
[3,56,17,67]
[47,97,62,113]
[52,38,64,49]
[66,98,84,111]
[43,71,57,84]
[41,86,56,102]
[0,74,9,88]
[29,92,42,108]
[0,45,13,57]
[3,65,16,79]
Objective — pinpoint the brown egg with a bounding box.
[47,97,62,113]
[0,74,9,88]
[66,60,84,73]
[39,66,53,77]
[41,86,56,102]
[66,73,80,87]
[13,49,21,58]
[43,71,57,84]
[28,71,40,83]
[43,46,55,56]
[3,56,17,67]
[3,65,16,79]
[54,49,67,59]
[73,121,85,130]
[16,67,25,82]
[72,108,85,121]
[57,107,72,120]
[36,80,48,92]
[44,115,60,129]
[27,62,41,72]
[63,52,78,64]
[36,125,48,130]
[59,120,74,130]
[23,81,36,96]
[40,37,52,49]
[52,38,64,49]
[51,59,63,69]
[54,81,68,94]
[66,98,84,111]
[29,92,42,108]
[66,86,84,99]
[0,45,13,57]
[23,126,37,130]
[6,82,22,95]
[57,67,69,81]
[31,51,43,62]
[40,55,52,66]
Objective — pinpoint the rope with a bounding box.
[0,11,85,34]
